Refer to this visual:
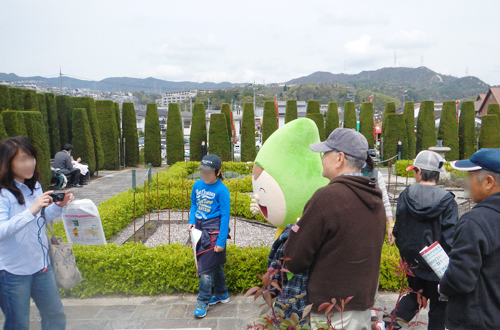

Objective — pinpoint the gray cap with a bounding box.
[310,128,368,160]
[406,150,445,173]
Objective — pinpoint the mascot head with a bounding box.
[252,118,329,228]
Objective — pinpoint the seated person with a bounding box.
[71,156,89,182]
[53,144,85,188]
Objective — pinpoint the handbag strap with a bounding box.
[47,222,60,245]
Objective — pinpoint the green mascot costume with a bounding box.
[250,118,329,238]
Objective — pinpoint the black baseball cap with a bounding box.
[198,154,222,171]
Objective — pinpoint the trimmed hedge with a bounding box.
[325,102,339,137]
[383,114,408,161]
[144,103,162,167]
[416,100,437,153]
[122,102,140,166]
[359,102,374,148]
[209,113,230,161]
[220,103,233,145]
[23,89,39,111]
[0,114,8,141]
[44,93,61,157]
[479,115,500,149]
[306,113,325,141]
[382,102,396,132]
[2,110,27,137]
[241,102,256,162]
[438,101,459,161]
[487,103,500,123]
[166,103,184,165]
[285,100,297,124]
[96,100,119,170]
[114,102,122,162]
[403,102,416,159]
[306,100,320,114]
[72,108,96,175]
[343,101,356,129]
[36,93,51,146]
[189,103,207,161]
[56,95,72,146]
[459,101,476,160]
[8,87,24,110]
[22,111,51,189]
[0,85,11,111]
[262,101,277,144]
[83,97,104,172]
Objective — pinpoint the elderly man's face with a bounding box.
[321,151,342,180]
[467,171,498,203]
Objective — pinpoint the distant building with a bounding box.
[156,89,214,107]
[476,87,500,117]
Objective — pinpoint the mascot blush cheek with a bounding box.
[252,166,286,227]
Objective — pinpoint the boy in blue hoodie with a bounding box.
[188,154,231,318]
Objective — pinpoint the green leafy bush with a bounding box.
[8,87,24,110]
[56,95,72,146]
[459,101,476,160]
[122,102,140,166]
[325,102,339,137]
[166,103,184,165]
[2,110,27,137]
[359,102,374,148]
[189,103,207,161]
[479,114,500,149]
[343,101,356,129]
[0,84,11,111]
[44,93,61,157]
[96,100,119,169]
[0,114,8,141]
[285,100,297,124]
[403,102,416,159]
[438,101,459,161]
[262,101,277,144]
[241,102,256,162]
[306,100,320,114]
[209,113,230,161]
[71,108,96,175]
[416,100,437,153]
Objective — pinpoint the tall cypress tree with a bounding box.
[0,114,8,141]
[459,101,476,159]
[0,85,11,112]
[487,103,500,123]
[382,113,408,161]
[416,101,437,153]
[144,103,161,166]
[241,102,256,162]
[479,115,500,149]
[96,100,119,170]
[36,93,50,144]
[382,102,397,131]
[306,113,325,141]
[44,93,61,156]
[72,108,96,175]
[438,101,459,161]
[359,102,375,148]
[114,102,122,160]
[403,102,416,159]
[56,95,72,146]
[122,102,140,166]
[23,89,39,111]
[285,100,297,124]
[306,100,320,114]
[22,111,51,189]
[166,103,184,165]
[8,88,24,110]
[189,103,207,161]
[209,113,230,161]
[262,101,278,144]
[220,103,233,144]
[343,102,357,129]
[325,102,339,138]
[2,110,27,137]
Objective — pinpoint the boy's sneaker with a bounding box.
[208,292,230,305]
[194,303,209,318]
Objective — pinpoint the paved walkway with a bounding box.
[0,165,429,330]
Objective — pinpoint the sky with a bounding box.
[1,0,500,85]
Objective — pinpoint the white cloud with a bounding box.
[318,11,389,26]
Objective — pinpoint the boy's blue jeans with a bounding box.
[0,264,66,330]
[198,264,227,304]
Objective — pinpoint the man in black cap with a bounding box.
[439,148,500,330]
[284,128,386,330]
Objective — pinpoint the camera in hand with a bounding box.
[49,193,65,202]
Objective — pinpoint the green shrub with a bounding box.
[122,102,140,166]
[416,100,437,153]
[114,102,122,160]
[383,114,408,161]
[382,102,396,133]
[209,113,230,161]
[96,100,119,169]
[220,103,233,145]
[8,88,24,110]
[44,93,61,157]
[459,101,476,160]
[241,102,256,162]
[306,100,320,114]
[23,89,39,111]
[144,103,162,167]
[306,113,325,141]
[72,108,96,175]
[285,100,297,124]
[403,102,416,159]
[56,95,72,146]
[343,101,356,129]
[36,93,50,144]
[262,101,278,145]
[166,103,184,165]
[189,103,207,161]
[0,114,8,141]
[395,160,467,178]
[325,102,339,137]
[438,101,459,161]
[22,111,51,189]
[0,85,11,111]
[479,115,500,149]
[2,110,27,137]
[487,103,500,123]
[359,102,374,148]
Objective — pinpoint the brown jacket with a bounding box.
[284,175,386,311]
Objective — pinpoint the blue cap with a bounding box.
[451,148,500,173]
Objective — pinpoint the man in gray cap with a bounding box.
[284,128,386,330]
[390,150,458,330]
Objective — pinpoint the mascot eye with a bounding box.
[259,188,266,193]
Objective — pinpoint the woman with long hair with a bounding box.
[0,136,73,330]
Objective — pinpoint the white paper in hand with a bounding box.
[190,228,202,271]
[62,199,106,245]
[420,241,449,279]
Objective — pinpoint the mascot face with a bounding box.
[252,164,287,226]
[252,118,329,229]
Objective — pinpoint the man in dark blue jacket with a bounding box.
[439,148,500,330]
[392,150,458,330]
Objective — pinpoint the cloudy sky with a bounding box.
[2,0,499,85]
